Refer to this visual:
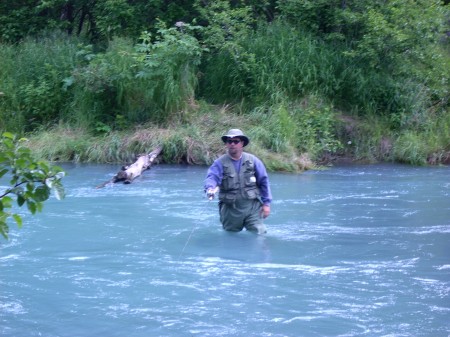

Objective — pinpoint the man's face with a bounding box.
[225,137,243,158]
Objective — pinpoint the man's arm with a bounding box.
[204,160,223,198]
[254,157,272,205]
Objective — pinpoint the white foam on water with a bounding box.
[148,279,201,291]
[68,256,90,261]
[430,305,450,312]
[0,301,26,315]
[0,254,20,262]
[411,225,450,234]
[283,316,318,323]
[252,262,350,275]
[436,264,450,270]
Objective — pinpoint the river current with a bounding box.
[1,163,449,337]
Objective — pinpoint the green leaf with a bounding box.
[37,160,50,172]
[33,186,50,202]
[3,138,13,149]
[35,202,43,213]
[17,194,26,207]
[1,196,13,208]
[2,132,14,139]
[0,168,8,178]
[0,153,9,163]
[27,200,37,214]
[0,221,9,239]
[15,158,29,169]
[12,214,22,228]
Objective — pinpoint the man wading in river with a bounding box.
[204,129,272,234]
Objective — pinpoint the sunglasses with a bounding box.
[225,139,241,144]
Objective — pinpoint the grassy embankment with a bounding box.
[1,24,449,171]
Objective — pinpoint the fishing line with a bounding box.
[178,191,217,259]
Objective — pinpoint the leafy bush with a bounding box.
[134,21,205,121]
[0,132,65,239]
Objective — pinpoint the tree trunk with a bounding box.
[60,0,75,35]
[96,146,162,188]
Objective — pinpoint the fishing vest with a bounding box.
[218,152,260,204]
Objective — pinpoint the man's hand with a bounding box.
[206,187,217,200]
[260,204,270,218]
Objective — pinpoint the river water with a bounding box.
[1,163,449,337]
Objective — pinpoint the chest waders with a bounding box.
[218,153,266,234]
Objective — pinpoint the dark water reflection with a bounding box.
[1,163,449,337]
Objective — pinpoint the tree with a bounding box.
[276,0,449,71]
[0,132,65,239]
[0,0,200,44]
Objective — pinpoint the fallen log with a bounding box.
[96,146,162,188]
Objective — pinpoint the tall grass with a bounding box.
[200,20,446,121]
[0,44,19,131]
[248,23,326,100]
[0,31,80,133]
[248,95,342,163]
[393,110,450,165]
[333,108,450,166]
[27,124,93,162]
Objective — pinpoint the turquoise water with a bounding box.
[1,164,449,337]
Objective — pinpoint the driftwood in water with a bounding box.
[96,146,162,188]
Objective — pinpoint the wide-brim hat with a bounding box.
[221,128,249,147]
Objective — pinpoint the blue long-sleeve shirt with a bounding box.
[204,153,272,205]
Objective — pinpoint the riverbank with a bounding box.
[26,105,450,171]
